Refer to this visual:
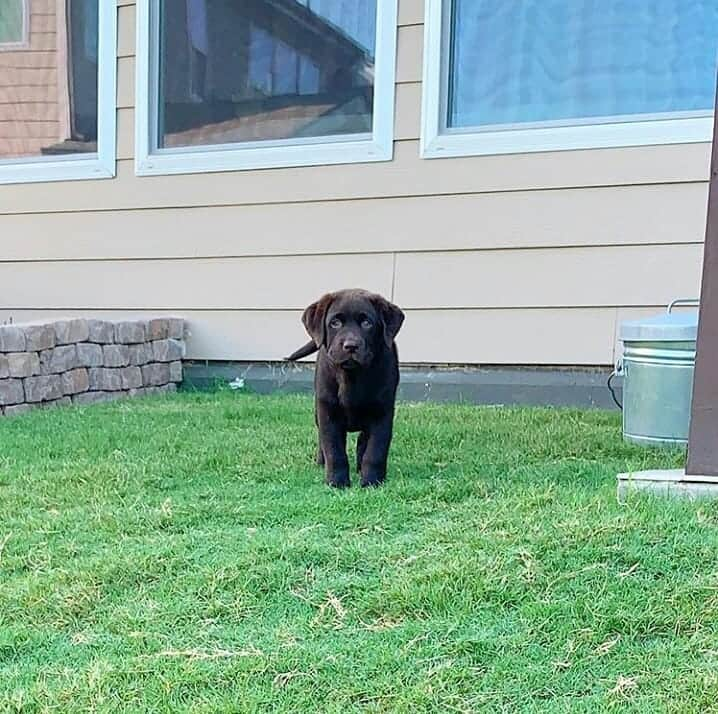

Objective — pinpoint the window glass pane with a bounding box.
[0,0,99,161]
[448,0,718,131]
[158,0,377,149]
[0,0,24,44]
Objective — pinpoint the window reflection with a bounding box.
[448,0,718,131]
[159,0,378,149]
[0,0,99,161]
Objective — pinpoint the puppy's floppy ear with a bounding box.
[301,293,334,348]
[373,296,405,348]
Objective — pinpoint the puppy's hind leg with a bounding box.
[357,431,368,473]
[314,407,324,466]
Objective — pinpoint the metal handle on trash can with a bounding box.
[667,298,700,314]
[608,358,623,410]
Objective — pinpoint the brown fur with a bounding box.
[289,289,405,487]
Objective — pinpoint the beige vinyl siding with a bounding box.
[0,0,709,367]
[0,254,396,310]
[0,183,706,260]
[0,244,702,311]
[1,140,711,215]
[0,307,621,365]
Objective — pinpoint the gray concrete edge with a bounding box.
[617,469,718,500]
[183,361,622,410]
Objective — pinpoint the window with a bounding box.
[422,0,718,158]
[0,0,27,47]
[0,0,116,185]
[135,0,398,175]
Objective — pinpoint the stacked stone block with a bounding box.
[0,318,185,417]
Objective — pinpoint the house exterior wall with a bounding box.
[0,0,709,366]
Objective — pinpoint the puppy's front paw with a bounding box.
[360,474,385,488]
[326,472,350,489]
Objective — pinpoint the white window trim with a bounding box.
[135,0,398,176]
[421,0,715,159]
[0,2,117,185]
[0,0,29,50]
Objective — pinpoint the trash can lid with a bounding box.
[620,311,698,342]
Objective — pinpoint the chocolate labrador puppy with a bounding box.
[287,289,404,488]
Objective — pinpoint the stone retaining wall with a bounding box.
[0,318,186,417]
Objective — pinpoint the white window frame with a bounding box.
[421,0,715,159]
[0,2,117,185]
[0,0,29,50]
[135,0,398,176]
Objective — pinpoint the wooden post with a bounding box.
[686,84,718,477]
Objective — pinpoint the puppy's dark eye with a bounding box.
[361,319,373,329]
[329,318,342,329]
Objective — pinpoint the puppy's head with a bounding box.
[301,289,404,371]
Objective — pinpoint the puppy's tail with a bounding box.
[285,340,318,361]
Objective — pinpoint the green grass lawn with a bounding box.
[1,391,714,712]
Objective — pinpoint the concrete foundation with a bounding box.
[617,469,718,501]
[184,361,621,409]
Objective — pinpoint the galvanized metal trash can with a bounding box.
[617,301,699,447]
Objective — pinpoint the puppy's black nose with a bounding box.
[343,338,359,354]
